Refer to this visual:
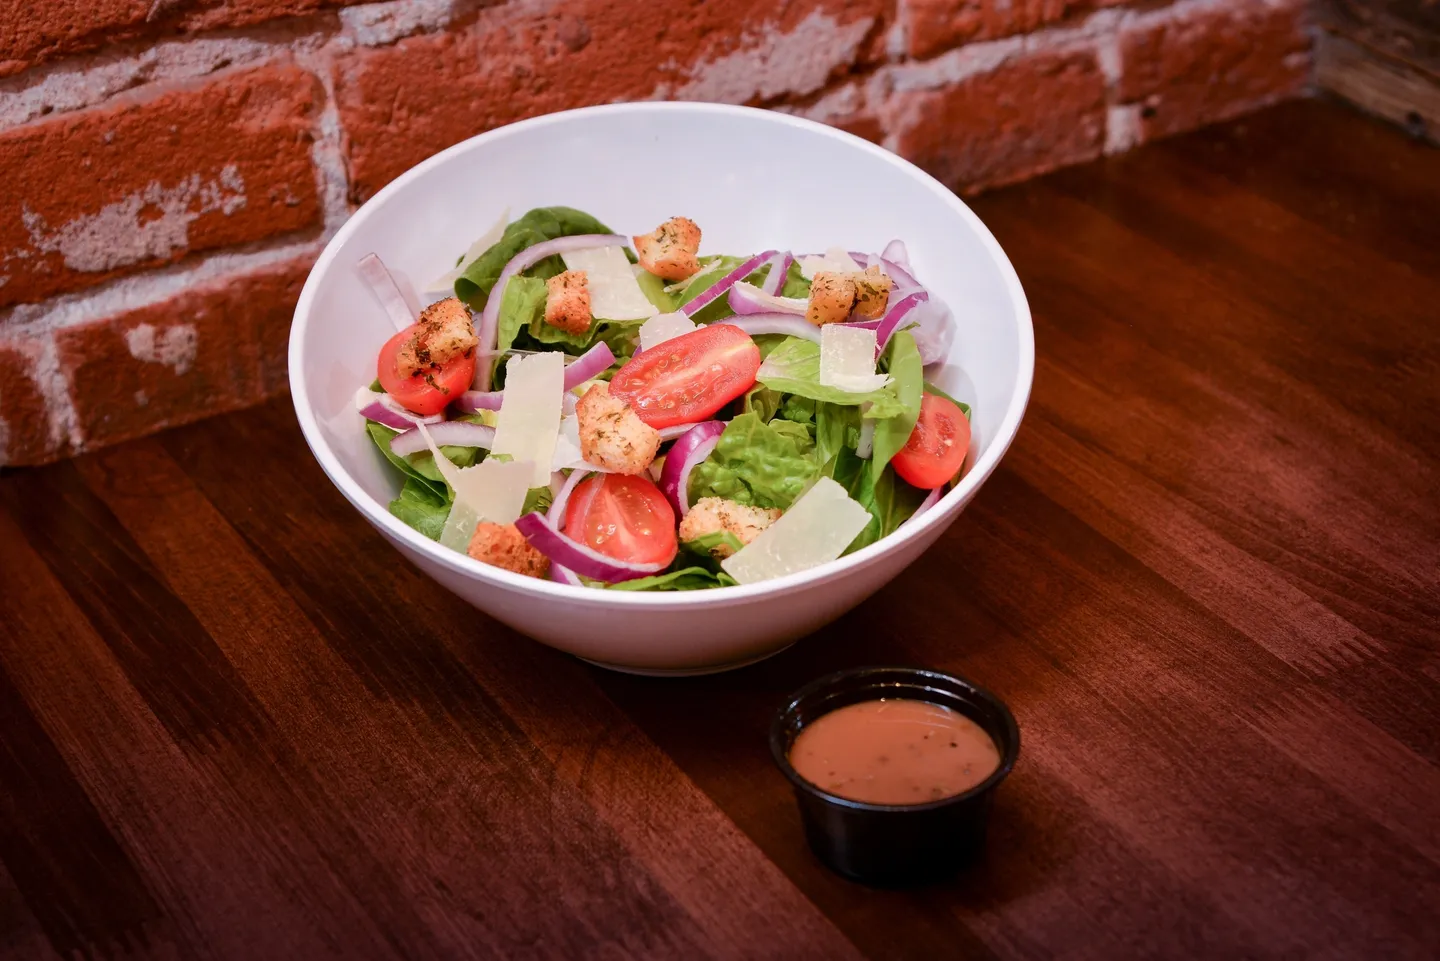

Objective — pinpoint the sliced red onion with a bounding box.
[476,233,626,390]
[455,390,504,413]
[882,239,910,269]
[760,251,793,296]
[355,388,445,430]
[515,512,667,583]
[727,281,807,317]
[657,423,699,442]
[879,256,920,290]
[681,250,775,317]
[550,564,583,587]
[563,342,616,390]
[724,314,822,343]
[548,469,591,529]
[658,420,725,517]
[358,253,419,333]
[910,299,955,366]
[563,392,579,416]
[841,319,881,331]
[875,290,930,354]
[390,420,496,457]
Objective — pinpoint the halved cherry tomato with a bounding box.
[565,473,678,567]
[377,323,476,416]
[608,323,761,429]
[890,394,971,490]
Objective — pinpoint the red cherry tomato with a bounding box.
[608,323,761,429]
[377,324,476,416]
[890,394,971,490]
[565,473,678,568]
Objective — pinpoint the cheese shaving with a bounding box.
[416,423,532,553]
[721,478,872,584]
[492,352,565,487]
[561,245,659,321]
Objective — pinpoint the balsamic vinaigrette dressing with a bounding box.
[789,699,1000,805]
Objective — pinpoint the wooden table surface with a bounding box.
[1,99,1437,961]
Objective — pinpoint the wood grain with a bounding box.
[0,100,1437,960]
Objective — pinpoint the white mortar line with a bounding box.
[292,40,354,235]
[0,238,319,340]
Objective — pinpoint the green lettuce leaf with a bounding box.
[604,567,739,591]
[522,486,554,516]
[635,269,678,313]
[455,206,615,306]
[923,380,973,418]
[743,384,783,422]
[827,448,930,554]
[814,401,860,468]
[388,476,450,541]
[755,336,910,417]
[688,412,818,510]
[869,331,924,482]
[495,274,547,355]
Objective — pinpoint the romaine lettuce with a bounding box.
[455,206,616,306]
[868,331,924,482]
[756,336,910,417]
[687,411,819,510]
[604,567,739,591]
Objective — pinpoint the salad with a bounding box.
[356,207,971,591]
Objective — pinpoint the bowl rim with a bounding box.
[288,100,1034,607]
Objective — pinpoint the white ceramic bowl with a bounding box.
[289,102,1033,675]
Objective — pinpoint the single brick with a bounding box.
[0,1,363,77]
[55,255,312,450]
[901,0,1127,60]
[891,49,1107,193]
[0,344,59,466]
[334,0,891,201]
[0,64,321,309]
[1118,0,1310,141]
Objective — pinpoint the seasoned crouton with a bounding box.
[467,522,550,578]
[851,265,893,320]
[545,270,592,334]
[575,382,661,475]
[806,271,858,326]
[396,297,479,377]
[806,266,893,325]
[634,217,701,281]
[679,497,782,558]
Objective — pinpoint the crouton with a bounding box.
[679,497,782,558]
[806,272,858,326]
[851,265,893,320]
[634,217,701,281]
[545,270,592,334]
[467,522,550,578]
[806,266,893,325]
[396,297,479,377]
[575,382,661,475]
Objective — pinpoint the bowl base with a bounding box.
[578,643,795,677]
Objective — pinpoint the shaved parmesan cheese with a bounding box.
[417,424,532,553]
[492,352,565,487]
[638,311,697,353]
[561,245,659,321]
[820,324,891,393]
[721,478,872,585]
[799,246,862,280]
[427,207,509,292]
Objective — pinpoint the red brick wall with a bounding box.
[0,0,1311,466]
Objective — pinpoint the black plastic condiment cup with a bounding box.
[770,666,1020,886]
